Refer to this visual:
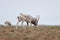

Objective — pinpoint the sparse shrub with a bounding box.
[23,37,28,40]
[10,30,14,32]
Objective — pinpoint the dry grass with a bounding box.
[0,25,60,40]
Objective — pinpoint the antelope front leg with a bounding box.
[16,21,19,29]
[21,21,25,28]
[29,21,32,28]
[27,22,29,26]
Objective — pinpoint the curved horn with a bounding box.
[36,15,40,21]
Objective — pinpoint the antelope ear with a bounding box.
[20,13,22,15]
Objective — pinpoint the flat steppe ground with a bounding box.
[0,25,60,40]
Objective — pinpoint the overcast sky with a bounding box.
[0,0,60,25]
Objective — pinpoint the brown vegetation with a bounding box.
[0,25,60,40]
